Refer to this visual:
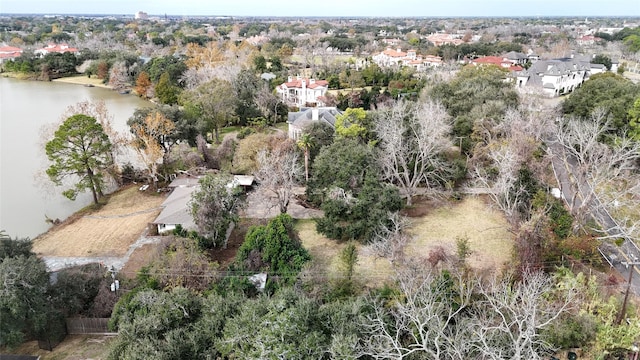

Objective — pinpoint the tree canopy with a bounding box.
[189,173,244,249]
[561,73,640,136]
[45,114,113,204]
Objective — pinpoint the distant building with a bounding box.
[277,76,329,107]
[0,45,23,63]
[577,35,602,46]
[471,56,524,71]
[34,43,78,57]
[502,51,529,65]
[372,47,443,70]
[135,11,149,20]
[426,33,464,46]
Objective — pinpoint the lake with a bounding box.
[0,77,151,239]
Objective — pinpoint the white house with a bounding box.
[153,185,198,235]
[515,58,590,97]
[277,76,329,107]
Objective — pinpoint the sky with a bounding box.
[0,0,639,17]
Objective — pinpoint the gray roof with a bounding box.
[169,176,202,188]
[503,51,527,60]
[287,107,342,129]
[518,57,594,89]
[153,186,197,229]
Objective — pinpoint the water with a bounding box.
[0,77,151,239]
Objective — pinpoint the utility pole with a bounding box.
[616,256,640,325]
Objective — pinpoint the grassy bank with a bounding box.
[52,75,112,88]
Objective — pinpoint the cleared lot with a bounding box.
[296,196,513,286]
[32,186,165,257]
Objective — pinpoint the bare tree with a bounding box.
[254,140,303,214]
[108,61,129,91]
[254,84,281,124]
[375,99,452,205]
[473,144,525,224]
[471,272,576,360]
[553,110,640,232]
[368,212,410,263]
[359,269,575,360]
[130,111,175,189]
[358,268,474,359]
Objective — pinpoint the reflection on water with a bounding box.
[0,77,151,238]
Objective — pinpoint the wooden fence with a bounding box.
[65,318,114,335]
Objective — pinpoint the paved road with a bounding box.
[548,140,640,295]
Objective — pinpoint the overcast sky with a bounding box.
[1,0,639,17]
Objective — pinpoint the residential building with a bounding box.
[0,45,23,63]
[577,35,602,46]
[515,58,591,97]
[425,33,464,46]
[34,43,78,57]
[277,76,329,107]
[471,56,524,71]
[502,51,529,65]
[287,107,342,140]
[372,47,413,67]
[152,175,252,235]
[372,47,443,70]
[153,185,198,235]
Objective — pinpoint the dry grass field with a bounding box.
[2,335,115,360]
[406,196,513,272]
[296,195,514,286]
[296,219,394,287]
[32,186,165,257]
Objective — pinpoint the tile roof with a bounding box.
[280,78,328,89]
[36,43,78,54]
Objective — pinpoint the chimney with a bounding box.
[287,76,292,82]
[312,109,319,121]
[397,47,402,53]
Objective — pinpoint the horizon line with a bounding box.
[1,13,640,18]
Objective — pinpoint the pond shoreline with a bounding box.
[52,75,113,89]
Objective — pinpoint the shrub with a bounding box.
[232,214,311,290]
[236,126,254,139]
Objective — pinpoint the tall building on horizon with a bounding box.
[135,11,148,20]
